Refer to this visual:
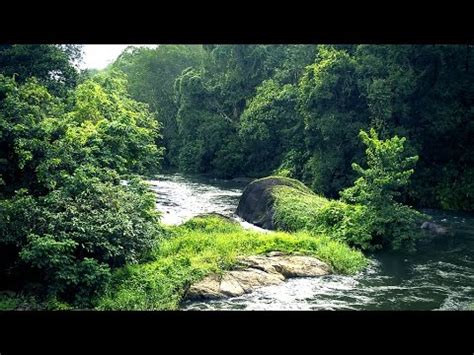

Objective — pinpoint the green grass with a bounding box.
[272,184,331,231]
[254,175,314,194]
[96,215,367,310]
[271,183,375,249]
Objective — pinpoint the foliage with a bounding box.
[112,45,205,168]
[341,129,419,204]
[97,215,367,310]
[239,80,304,175]
[116,44,474,211]
[38,70,162,188]
[0,291,73,310]
[1,43,472,310]
[0,174,163,306]
[298,45,369,196]
[0,44,82,95]
[0,56,165,306]
[340,129,425,250]
[0,75,64,196]
[272,130,426,250]
[272,184,372,249]
[0,71,162,195]
[272,185,330,231]
[139,45,319,177]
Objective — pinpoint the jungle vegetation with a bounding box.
[0,44,471,309]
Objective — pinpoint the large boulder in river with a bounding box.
[235,176,312,229]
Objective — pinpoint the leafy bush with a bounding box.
[0,70,165,306]
[272,129,426,250]
[311,201,374,249]
[0,292,72,310]
[0,173,163,306]
[340,129,426,250]
[272,186,373,249]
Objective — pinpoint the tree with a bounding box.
[0,75,65,197]
[37,70,163,189]
[1,173,161,305]
[341,129,424,250]
[0,45,82,95]
[239,79,304,175]
[298,45,369,197]
[0,67,165,306]
[112,45,205,168]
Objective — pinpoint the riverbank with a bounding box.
[2,174,473,311]
[96,215,367,310]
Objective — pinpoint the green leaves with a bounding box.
[1,173,163,305]
[340,129,425,250]
[239,80,303,175]
[0,57,165,307]
[0,45,81,95]
[341,129,419,205]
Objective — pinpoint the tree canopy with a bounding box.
[115,44,473,211]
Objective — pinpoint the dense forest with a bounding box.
[112,44,473,211]
[0,44,472,310]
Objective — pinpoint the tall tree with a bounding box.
[0,45,82,95]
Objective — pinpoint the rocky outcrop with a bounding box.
[235,176,310,229]
[185,252,332,300]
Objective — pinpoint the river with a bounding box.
[148,173,474,310]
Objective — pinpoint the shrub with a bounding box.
[340,129,426,250]
[0,172,163,306]
[272,186,374,249]
[272,128,427,251]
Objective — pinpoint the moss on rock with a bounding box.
[236,176,317,229]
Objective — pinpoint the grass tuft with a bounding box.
[96,215,367,310]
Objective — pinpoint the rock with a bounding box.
[219,274,247,297]
[238,254,332,278]
[186,274,224,300]
[225,269,284,294]
[185,252,331,301]
[270,255,332,278]
[421,221,448,235]
[235,176,310,229]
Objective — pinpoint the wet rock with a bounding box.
[185,252,332,300]
[225,269,284,295]
[219,274,247,297]
[186,274,224,300]
[421,221,448,235]
[239,254,332,278]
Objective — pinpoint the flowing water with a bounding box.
[148,173,474,310]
